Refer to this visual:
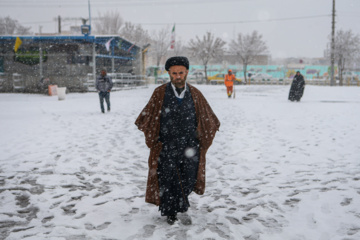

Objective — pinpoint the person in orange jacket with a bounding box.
[224,69,236,98]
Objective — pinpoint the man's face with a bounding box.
[168,65,188,88]
[101,70,106,77]
[228,71,232,75]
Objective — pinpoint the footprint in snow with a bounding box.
[340,198,352,206]
[142,224,156,238]
[242,213,259,222]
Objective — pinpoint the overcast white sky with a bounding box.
[1,0,360,58]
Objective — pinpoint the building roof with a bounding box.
[0,35,140,55]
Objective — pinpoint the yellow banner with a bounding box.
[14,37,22,52]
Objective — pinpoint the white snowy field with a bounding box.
[0,84,360,240]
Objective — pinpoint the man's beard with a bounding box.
[170,75,187,88]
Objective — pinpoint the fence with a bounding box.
[84,73,148,91]
[247,78,360,86]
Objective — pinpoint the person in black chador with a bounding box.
[135,56,220,225]
[288,71,305,101]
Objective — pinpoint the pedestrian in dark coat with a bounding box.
[135,56,220,225]
[288,71,305,101]
[96,69,113,113]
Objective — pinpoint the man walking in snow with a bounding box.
[224,69,236,98]
[135,56,220,225]
[96,68,113,113]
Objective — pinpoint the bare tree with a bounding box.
[150,27,171,68]
[188,32,226,82]
[120,22,151,47]
[94,10,123,34]
[0,16,31,35]
[326,29,360,86]
[229,31,268,84]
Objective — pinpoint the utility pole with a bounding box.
[330,0,336,86]
[88,0,91,28]
[58,15,61,34]
[92,42,96,82]
[39,43,43,79]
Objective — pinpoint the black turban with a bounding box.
[165,56,189,71]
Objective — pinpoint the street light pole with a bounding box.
[330,0,336,86]
[58,16,61,34]
[88,0,91,28]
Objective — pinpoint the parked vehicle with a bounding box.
[187,71,206,84]
[250,73,273,81]
[335,71,360,85]
[208,73,242,85]
[156,73,169,84]
[341,71,358,78]
[157,71,206,84]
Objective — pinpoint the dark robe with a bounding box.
[135,83,220,207]
[288,74,305,101]
[157,83,199,216]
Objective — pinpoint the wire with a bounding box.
[137,14,332,26]
[337,11,360,16]
[1,0,249,8]
[16,14,331,27]
[21,21,54,25]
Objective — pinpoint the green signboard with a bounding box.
[14,48,47,66]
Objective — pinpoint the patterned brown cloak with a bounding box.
[135,83,220,206]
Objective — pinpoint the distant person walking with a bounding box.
[224,69,236,98]
[288,71,305,102]
[96,69,113,113]
[135,56,220,225]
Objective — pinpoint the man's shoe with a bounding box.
[101,110,105,113]
[107,108,110,112]
[167,215,178,225]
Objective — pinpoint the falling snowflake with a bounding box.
[184,147,196,158]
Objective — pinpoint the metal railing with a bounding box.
[84,73,148,91]
[247,78,359,86]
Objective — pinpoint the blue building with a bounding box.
[0,35,141,92]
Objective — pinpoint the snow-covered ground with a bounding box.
[0,84,359,240]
